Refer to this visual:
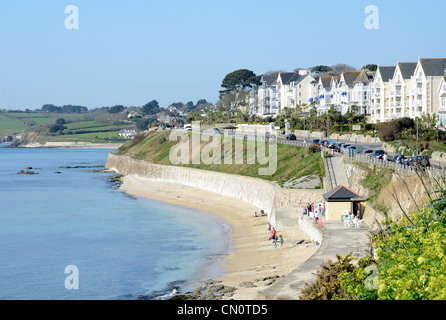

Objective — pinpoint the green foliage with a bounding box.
[141,100,160,115]
[373,208,446,300]
[299,254,357,300]
[109,105,125,114]
[220,69,260,95]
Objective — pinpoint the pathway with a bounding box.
[260,213,371,300]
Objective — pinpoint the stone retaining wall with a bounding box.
[106,154,325,228]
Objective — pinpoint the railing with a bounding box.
[225,132,446,178]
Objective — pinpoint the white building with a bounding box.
[370,66,396,123]
[387,62,417,120]
[409,58,446,119]
[248,75,277,117]
[438,76,446,125]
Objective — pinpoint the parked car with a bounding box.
[407,156,416,166]
[211,128,221,134]
[372,149,386,159]
[341,144,351,153]
[286,133,297,140]
[318,140,328,146]
[362,149,373,156]
[335,143,345,152]
[346,145,359,153]
[390,154,406,163]
[414,155,430,167]
[311,139,320,145]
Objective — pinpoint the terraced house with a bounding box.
[249,58,446,124]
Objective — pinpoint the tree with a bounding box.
[55,118,66,125]
[362,64,378,71]
[331,64,356,74]
[311,65,332,73]
[109,105,125,114]
[141,100,160,115]
[136,117,156,130]
[220,69,261,95]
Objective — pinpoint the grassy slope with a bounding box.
[115,131,325,187]
[1,112,129,144]
[0,114,27,134]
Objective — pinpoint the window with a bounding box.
[442,96,446,107]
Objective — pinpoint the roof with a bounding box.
[319,75,334,88]
[261,75,277,86]
[322,185,365,202]
[278,72,303,85]
[420,58,446,77]
[398,62,417,79]
[354,70,373,83]
[377,66,396,82]
[341,71,362,85]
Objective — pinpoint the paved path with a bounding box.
[260,215,371,300]
[330,153,349,187]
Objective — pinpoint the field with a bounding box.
[1,111,132,144]
[0,114,27,134]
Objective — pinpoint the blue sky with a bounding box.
[0,0,444,110]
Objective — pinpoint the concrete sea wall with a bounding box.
[106,154,325,227]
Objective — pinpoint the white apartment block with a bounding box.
[315,70,373,116]
[439,76,446,125]
[249,70,317,117]
[250,58,446,123]
[371,58,446,123]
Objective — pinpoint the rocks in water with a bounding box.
[17,170,39,175]
[59,165,105,169]
[54,171,62,174]
[170,280,236,300]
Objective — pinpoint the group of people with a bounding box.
[254,210,268,218]
[302,202,325,224]
[267,223,283,249]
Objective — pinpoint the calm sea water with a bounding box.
[0,144,231,300]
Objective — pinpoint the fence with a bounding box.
[346,151,446,178]
[226,132,446,179]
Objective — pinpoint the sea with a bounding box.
[0,144,232,300]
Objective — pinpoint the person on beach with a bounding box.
[279,235,283,249]
[271,228,277,241]
[267,223,271,232]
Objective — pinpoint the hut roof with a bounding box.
[322,185,365,202]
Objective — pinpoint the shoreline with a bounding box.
[8,142,123,149]
[119,174,319,300]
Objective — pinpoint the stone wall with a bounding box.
[106,154,326,227]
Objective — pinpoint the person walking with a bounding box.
[279,235,283,249]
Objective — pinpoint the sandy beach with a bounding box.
[119,174,319,300]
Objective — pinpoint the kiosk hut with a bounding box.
[322,185,366,221]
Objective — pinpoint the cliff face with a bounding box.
[106,154,324,217]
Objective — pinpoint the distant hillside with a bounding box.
[113,131,325,189]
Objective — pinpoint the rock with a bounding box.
[26,166,33,169]
[239,281,257,288]
[17,170,39,175]
[54,171,62,174]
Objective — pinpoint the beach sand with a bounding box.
[119,175,319,300]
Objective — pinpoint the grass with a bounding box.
[115,131,325,186]
[0,114,27,134]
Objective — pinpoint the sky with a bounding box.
[0,0,444,110]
